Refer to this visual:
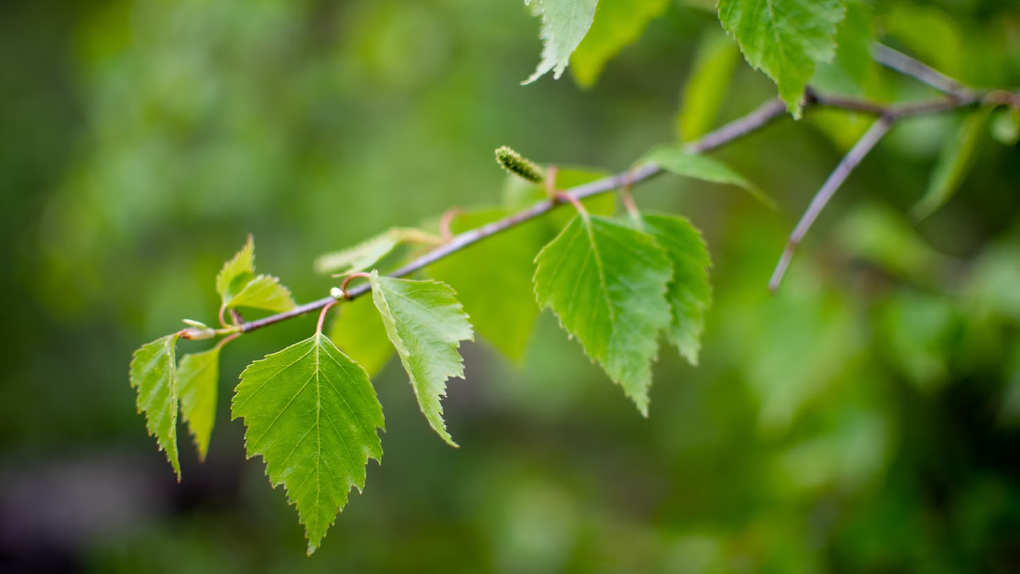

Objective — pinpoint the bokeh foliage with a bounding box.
[2,0,1020,571]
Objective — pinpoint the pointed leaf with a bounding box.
[428,209,545,362]
[232,334,384,554]
[314,228,438,276]
[718,0,845,116]
[912,108,992,222]
[570,0,668,87]
[129,333,182,479]
[533,214,672,414]
[677,30,740,142]
[229,275,297,312]
[178,347,220,461]
[329,296,394,378]
[643,146,773,207]
[523,0,601,84]
[369,272,473,446]
[642,214,712,365]
[217,235,256,306]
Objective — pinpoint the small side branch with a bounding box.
[769,116,894,292]
[871,43,971,97]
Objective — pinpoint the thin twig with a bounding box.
[239,90,987,334]
[768,116,894,292]
[871,43,971,97]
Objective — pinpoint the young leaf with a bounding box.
[533,214,673,414]
[216,236,297,312]
[570,0,668,88]
[314,228,439,276]
[228,275,297,312]
[642,214,712,365]
[523,0,601,84]
[129,333,183,479]
[177,347,220,461]
[911,108,992,222]
[368,272,473,446]
[232,334,384,555]
[718,0,845,116]
[217,235,256,306]
[428,209,545,362]
[677,30,740,142]
[643,146,773,207]
[329,296,394,378]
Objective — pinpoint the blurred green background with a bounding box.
[3,0,1020,572]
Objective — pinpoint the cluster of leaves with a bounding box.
[128,144,769,552]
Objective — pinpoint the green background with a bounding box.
[3,0,1020,571]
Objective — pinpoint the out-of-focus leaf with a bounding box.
[232,334,384,554]
[314,228,439,276]
[369,272,473,446]
[523,0,600,84]
[329,296,393,378]
[643,146,773,207]
[129,333,182,479]
[964,242,1020,322]
[177,347,220,462]
[811,0,875,94]
[533,214,672,415]
[835,202,943,281]
[570,0,668,88]
[642,214,711,366]
[991,107,1020,146]
[883,5,962,79]
[428,208,545,362]
[877,291,956,392]
[911,108,991,222]
[677,30,740,142]
[718,0,845,116]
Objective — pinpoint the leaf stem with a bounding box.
[316,301,337,336]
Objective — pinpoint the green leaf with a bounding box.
[523,0,601,84]
[216,235,297,312]
[329,296,393,378]
[991,107,1020,146]
[129,333,182,480]
[369,272,473,446]
[232,334,384,554]
[229,275,297,312]
[533,214,673,414]
[677,30,740,142]
[314,228,439,276]
[177,347,220,462]
[912,108,991,222]
[570,0,668,88]
[718,0,845,116]
[883,5,962,79]
[428,209,545,362]
[216,235,256,306]
[642,146,773,207]
[642,215,712,366]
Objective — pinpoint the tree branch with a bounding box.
[768,116,894,292]
[871,43,971,97]
[239,90,987,334]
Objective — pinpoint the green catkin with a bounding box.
[495,146,546,184]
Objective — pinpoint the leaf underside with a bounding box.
[232,334,384,554]
[177,347,221,461]
[642,146,773,207]
[524,0,601,84]
[533,214,673,414]
[129,333,182,479]
[369,272,473,446]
